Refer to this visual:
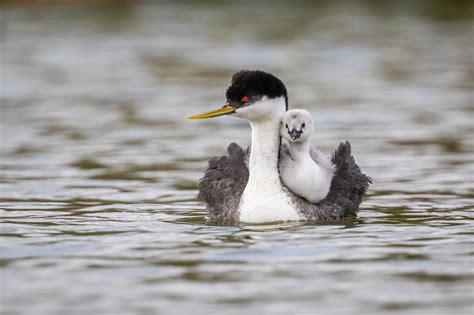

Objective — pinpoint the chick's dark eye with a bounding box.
[241,96,250,102]
[302,123,305,128]
[285,124,288,129]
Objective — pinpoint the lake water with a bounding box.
[1,2,473,314]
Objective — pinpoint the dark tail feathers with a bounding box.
[323,141,371,217]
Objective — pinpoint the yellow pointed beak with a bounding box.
[188,105,237,120]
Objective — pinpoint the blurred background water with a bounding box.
[1,1,473,314]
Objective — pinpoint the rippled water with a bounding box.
[1,2,473,314]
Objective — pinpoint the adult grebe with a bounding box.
[189,70,371,224]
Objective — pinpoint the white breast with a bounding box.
[238,178,302,224]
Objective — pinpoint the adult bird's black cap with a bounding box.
[188,70,288,120]
[226,70,288,109]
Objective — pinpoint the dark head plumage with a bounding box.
[225,70,288,110]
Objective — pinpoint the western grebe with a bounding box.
[189,70,371,224]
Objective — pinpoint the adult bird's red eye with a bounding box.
[241,96,250,102]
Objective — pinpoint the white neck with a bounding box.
[235,97,302,223]
[234,96,286,190]
[248,119,281,186]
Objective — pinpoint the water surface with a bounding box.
[1,2,473,314]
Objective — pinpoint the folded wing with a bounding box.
[198,143,249,223]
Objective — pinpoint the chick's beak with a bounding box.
[289,129,302,140]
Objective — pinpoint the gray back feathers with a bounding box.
[199,141,371,224]
[198,143,248,224]
[295,141,371,221]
